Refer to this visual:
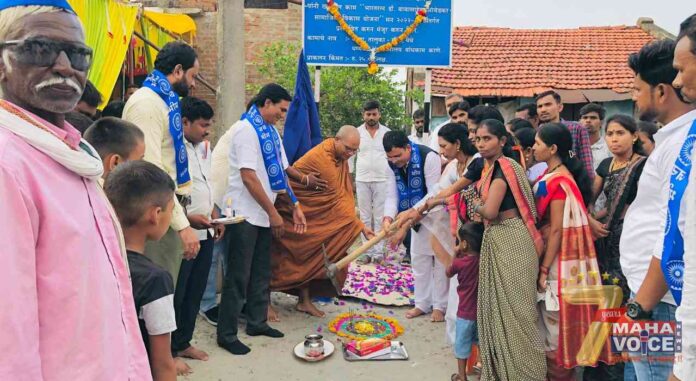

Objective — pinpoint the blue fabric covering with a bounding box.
[282,50,322,165]
[0,0,74,12]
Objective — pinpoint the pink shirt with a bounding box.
[0,115,151,380]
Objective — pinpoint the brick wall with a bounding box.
[244,3,302,95]
[189,12,218,112]
[135,1,302,121]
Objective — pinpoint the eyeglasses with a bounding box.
[344,145,359,154]
[0,38,92,72]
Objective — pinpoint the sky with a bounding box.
[451,0,691,35]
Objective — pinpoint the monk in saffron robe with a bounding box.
[271,126,374,317]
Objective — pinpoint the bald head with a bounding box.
[336,125,359,139]
[334,125,360,161]
[445,93,464,110]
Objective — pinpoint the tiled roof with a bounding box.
[433,25,655,97]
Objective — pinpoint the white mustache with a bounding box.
[35,77,82,93]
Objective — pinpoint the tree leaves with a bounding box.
[249,42,423,136]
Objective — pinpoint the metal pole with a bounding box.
[423,68,432,139]
[314,66,321,108]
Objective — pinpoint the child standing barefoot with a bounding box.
[434,223,484,381]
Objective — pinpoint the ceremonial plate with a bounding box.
[210,216,246,225]
[293,340,335,362]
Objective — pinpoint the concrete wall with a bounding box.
[603,100,635,119]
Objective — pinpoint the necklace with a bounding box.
[610,153,635,172]
[547,162,563,173]
[0,100,75,150]
[457,155,470,177]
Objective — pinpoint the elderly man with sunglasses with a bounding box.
[0,2,151,380]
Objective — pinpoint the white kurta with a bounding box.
[384,149,448,312]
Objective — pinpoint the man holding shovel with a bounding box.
[381,131,448,322]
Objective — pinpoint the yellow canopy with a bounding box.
[66,3,197,108]
[68,0,139,109]
[143,10,196,37]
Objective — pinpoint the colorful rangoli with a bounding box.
[328,311,404,341]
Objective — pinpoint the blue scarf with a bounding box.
[243,104,298,204]
[142,70,190,188]
[0,0,73,12]
[661,119,696,306]
[391,143,425,213]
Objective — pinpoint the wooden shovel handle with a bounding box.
[334,217,407,270]
[334,229,388,270]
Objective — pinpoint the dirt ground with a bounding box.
[181,292,467,381]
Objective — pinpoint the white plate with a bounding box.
[210,216,246,225]
[293,340,335,362]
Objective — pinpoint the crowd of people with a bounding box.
[1,2,696,381]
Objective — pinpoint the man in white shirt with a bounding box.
[409,109,425,144]
[172,97,223,365]
[198,123,236,326]
[671,15,696,381]
[428,93,464,151]
[381,131,447,322]
[123,41,201,284]
[620,39,696,381]
[350,100,391,263]
[579,103,612,169]
[217,84,306,355]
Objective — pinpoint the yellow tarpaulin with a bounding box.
[68,0,138,109]
[135,13,195,75]
[143,10,196,37]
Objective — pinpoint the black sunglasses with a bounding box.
[0,38,92,72]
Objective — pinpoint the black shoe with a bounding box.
[401,253,411,266]
[199,306,219,326]
[218,339,251,355]
[246,327,284,338]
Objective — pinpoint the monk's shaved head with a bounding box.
[334,125,360,161]
[336,125,359,140]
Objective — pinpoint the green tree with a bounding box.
[249,42,422,137]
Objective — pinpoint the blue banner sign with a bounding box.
[303,0,452,67]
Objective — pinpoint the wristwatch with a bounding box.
[626,300,651,320]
